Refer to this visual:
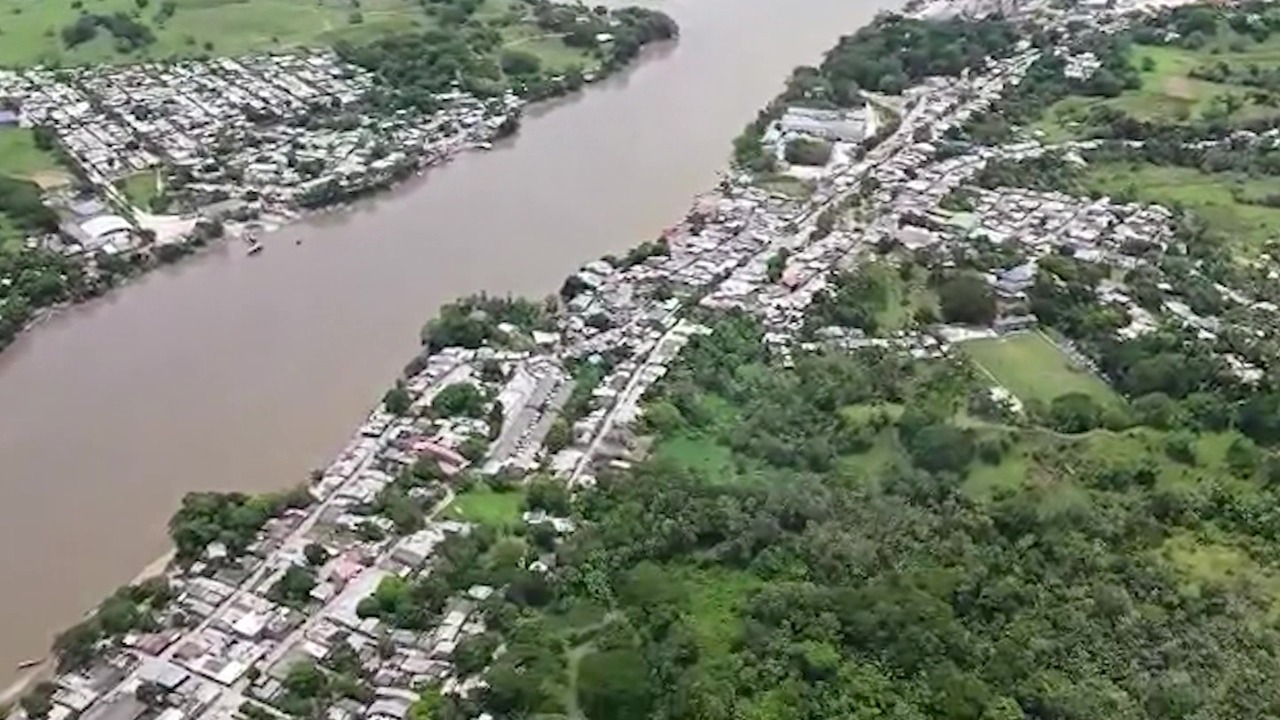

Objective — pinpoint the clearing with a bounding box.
[0,0,453,67]
[117,169,161,211]
[960,331,1120,407]
[1082,161,1280,255]
[0,128,69,187]
[1036,37,1280,139]
[443,483,524,529]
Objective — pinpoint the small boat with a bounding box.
[295,238,302,246]
[246,242,263,256]
[475,141,493,151]
[16,658,42,670]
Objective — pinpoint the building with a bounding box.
[777,106,867,143]
[993,261,1036,299]
[77,215,135,251]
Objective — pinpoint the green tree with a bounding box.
[432,383,486,417]
[937,274,996,326]
[304,542,329,567]
[384,385,412,415]
[1048,392,1103,433]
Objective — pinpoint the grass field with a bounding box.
[0,128,68,186]
[117,169,161,210]
[1083,161,1280,255]
[961,331,1120,407]
[0,0,432,67]
[500,31,595,73]
[1036,38,1280,139]
[444,483,524,529]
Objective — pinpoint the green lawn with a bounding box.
[503,33,595,73]
[960,331,1120,407]
[444,484,525,529]
[0,128,67,186]
[0,0,436,67]
[118,170,161,211]
[755,173,814,199]
[1035,39,1280,139]
[1082,161,1280,255]
[653,432,737,483]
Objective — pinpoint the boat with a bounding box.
[246,242,263,256]
[16,658,42,670]
[475,141,493,151]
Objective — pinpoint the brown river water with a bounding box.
[0,0,901,686]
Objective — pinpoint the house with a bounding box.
[777,106,868,143]
[993,261,1036,299]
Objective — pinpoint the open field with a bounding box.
[0,0,431,67]
[1036,40,1280,138]
[499,30,595,73]
[443,483,524,529]
[1083,161,1280,254]
[118,169,160,210]
[960,331,1120,407]
[0,129,68,186]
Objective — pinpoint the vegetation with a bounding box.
[936,272,996,326]
[338,2,676,109]
[432,382,487,418]
[418,294,554,353]
[168,487,312,561]
[52,579,173,671]
[1018,4,1280,141]
[268,566,318,608]
[433,308,1280,720]
[0,0,429,67]
[445,482,524,529]
[783,137,832,166]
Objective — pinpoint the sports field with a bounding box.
[961,331,1120,407]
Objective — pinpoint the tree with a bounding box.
[487,401,505,440]
[905,423,973,474]
[1048,392,1103,433]
[269,566,317,607]
[937,274,996,326]
[785,137,834,166]
[384,385,412,415]
[453,633,501,675]
[1227,436,1260,477]
[526,477,570,516]
[304,542,329,567]
[500,49,541,76]
[136,680,166,707]
[432,383,486,418]
[1132,392,1178,429]
[577,650,654,720]
[21,683,56,720]
[545,416,572,453]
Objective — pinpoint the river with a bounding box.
[0,0,901,686]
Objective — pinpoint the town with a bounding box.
[0,51,519,256]
[18,0,1280,717]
